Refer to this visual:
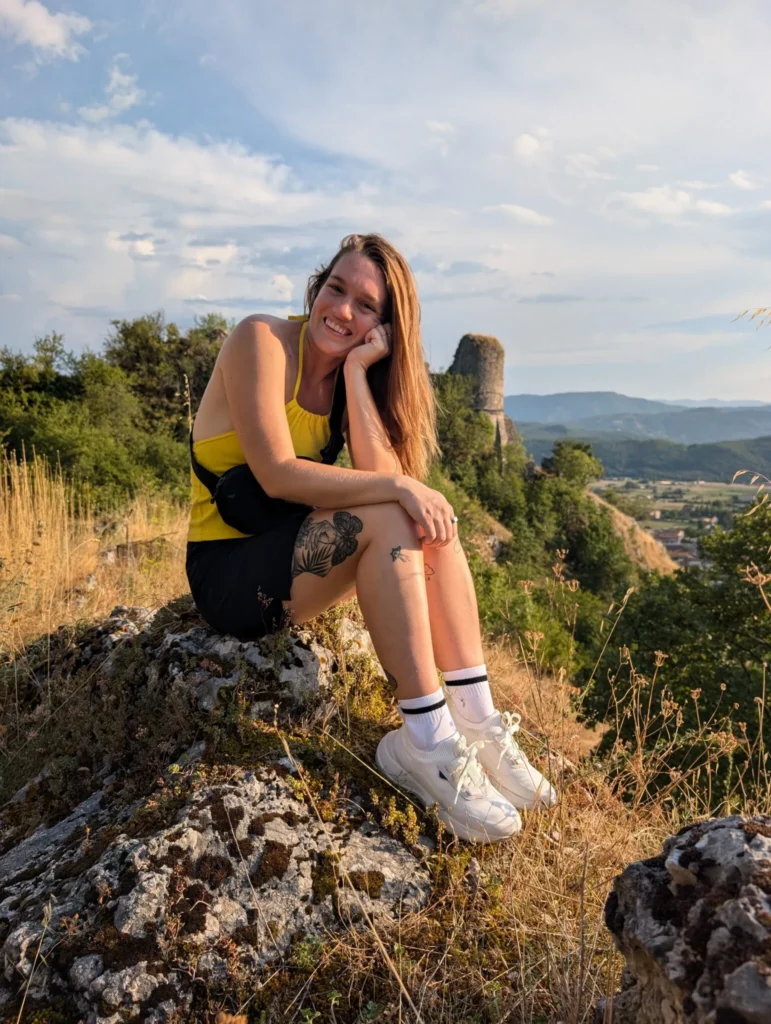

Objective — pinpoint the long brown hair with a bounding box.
[304,233,438,481]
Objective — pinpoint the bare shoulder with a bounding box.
[220,314,296,366]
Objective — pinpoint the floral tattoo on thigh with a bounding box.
[291,511,363,580]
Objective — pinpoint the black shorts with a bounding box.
[186,511,310,640]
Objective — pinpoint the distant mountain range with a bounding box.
[506,392,676,423]
[521,435,771,483]
[505,392,771,445]
[504,391,771,481]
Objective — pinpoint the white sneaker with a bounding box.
[450,706,559,811]
[375,727,522,843]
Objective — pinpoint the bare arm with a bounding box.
[217,318,454,543]
[343,360,403,475]
[219,318,397,507]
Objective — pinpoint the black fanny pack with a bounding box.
[190,372,346,536]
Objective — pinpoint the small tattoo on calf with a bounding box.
[385,670,399,694]
[424,564,435,582]
[390,545,408,563]
[291,510,363,580]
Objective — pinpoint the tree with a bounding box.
[541,440,603,487]
[104,312,230,437]
[580,501,771,799]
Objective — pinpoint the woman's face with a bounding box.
[308,252,388,358]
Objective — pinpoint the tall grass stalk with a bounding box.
[0,448,188,650]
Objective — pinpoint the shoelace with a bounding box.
[490,711,525,769]
[446,737,489,805]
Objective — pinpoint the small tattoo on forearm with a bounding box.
[390,545,408,563]
[385,670,398,694]
[424,564,435,582]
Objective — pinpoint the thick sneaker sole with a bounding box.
[488,773,559,812]
[375,732,521,844]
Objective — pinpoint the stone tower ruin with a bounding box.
[449,333,508,446]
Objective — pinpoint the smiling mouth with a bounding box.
[324,316,352,337]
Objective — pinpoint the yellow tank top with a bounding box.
[188,317,333,541]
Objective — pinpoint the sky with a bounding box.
[1,0,770,400]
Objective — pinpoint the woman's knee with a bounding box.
[314,501,418,548]
[360,500,416,535]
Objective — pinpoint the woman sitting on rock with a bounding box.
[187,233,557,843]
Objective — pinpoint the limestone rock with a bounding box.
[0,765,429,1021]
[0,604,428,1022]
[598,815,771,1023]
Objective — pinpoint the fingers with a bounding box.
[422,502,455,548]
[372,324,391,354]
[419,515,437,545]
[401,484,455,549]
[447,514,458,547]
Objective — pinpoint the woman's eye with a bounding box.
[329,283,342,293]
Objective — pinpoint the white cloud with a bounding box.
[566,152,613,180]
[0,0,91,61]
[0,231,22,250]
[425,120,455,156]
[78,55,145,123]
[185,242,240,267]
[490,203,553,226]
[509,327,750,367]
[0,116,398,337]
[271,274,293,300]
[617,185,734,219]
[693,198,734,215]
[4,0,771,399]
[465,0,543,18]
[514,132,542,164]
[106,232,156,259]
[678,180,717,190]
[729,169,759,190]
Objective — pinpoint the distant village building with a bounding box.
[652,528,686,548]
[449,333,508,446]
[667,545,707,569]
[650,509,662,520]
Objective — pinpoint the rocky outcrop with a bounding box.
[449,333,508,446]
[0,603,429,1022]
[599,816,771,1023]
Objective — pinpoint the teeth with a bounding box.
[325,317,349,336]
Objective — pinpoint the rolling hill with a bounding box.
[528,406,771,445]
[505,391,680,423]
[521,434,771,482]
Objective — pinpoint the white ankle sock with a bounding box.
[398,690,458,751]
[443,664,495,723]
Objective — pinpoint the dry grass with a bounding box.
[0,449,188,651]
[2,451,768,1022]
[295,626,769,1024]
[588,490,678,575]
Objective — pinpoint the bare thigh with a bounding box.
[284,501,419,624]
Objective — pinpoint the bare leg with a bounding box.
[422,538,485,672]
[284,502,439,701]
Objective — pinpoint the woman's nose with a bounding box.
[335,299,353,320]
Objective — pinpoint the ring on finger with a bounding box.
[450,515,459,524]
